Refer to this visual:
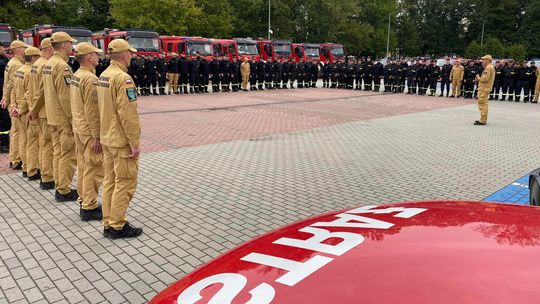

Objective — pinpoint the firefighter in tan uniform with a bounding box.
[1,40,28,170]
[474,55,496,126]
[43,32,78,201]
[71,43,104,221]
[240,57,250,91]
[28,38,55,190]
[13,47,42,180]
[534,67,540,103]
[449,59,464,98]
[97,39,142,239]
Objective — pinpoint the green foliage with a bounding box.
[483,37,505,58]
[506,44,527,62]
[465,40,484,59]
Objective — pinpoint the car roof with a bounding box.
[150,201,540,304]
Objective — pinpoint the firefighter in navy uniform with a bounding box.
[265,58,273,89]
[346,61,355,89]
[463,61,478,99]
[179,54,189,94]
[220,56,230,92]
[383,61,394,92]
[156,54,168,95]
[399,60,408,93]
[515,61,530,102]
[131,55,145,95]
[416,61,429,95]
[329,61,337,88]
[230,57,240,92]
[322,59,330,88]
[363,58,374,91]
[200,56,210,93]
[473,60,484,99]
[281,58,290,89]
[272,58,282,89]
[502,61,516,101]
[257,59,266,90]
[339,59,347,89]
[310,60,319,87]
[428,60,441,96]
[354,60,363,90]
[209,56,220,92]
[440,59,452,97]
[406,61,417,94]
[530,61,537,103]
[289,59,297,89]
[249,57,258,91]
[393,60,403,93]
[145,55,158,95]
[297,58,305,88]
[490,60,503,100]
[192,56,203,93]
[373,59,384,92]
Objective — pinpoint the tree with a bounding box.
[506,44,526,62]
[465,40,484,58]
[483,37,505,58]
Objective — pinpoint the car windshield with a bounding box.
[0,31,12,45]
[332,47,344,56]
[305,47,319,57]
[187,42,212,55]
[71,36,92,46]
[128,37,159,52]
[238,43,258,55]
[274,44,290,54]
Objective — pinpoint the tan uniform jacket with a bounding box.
[70,67,100,138]
[478,63,495,92]
[450,65,464,81]
[43,52,73,126]
[2,55,25,108]
[97,60,140,149]
[13,63,33,114]
[240,62,250,76]
[30,56,49,119]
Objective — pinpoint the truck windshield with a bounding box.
[274,44,291,55]
[0,31,12,45]
[187,42,212,55]
[305,47,319,57]
[72,36,92,46]
[238,43,258,55]
[332,47,345,56]
[128,37,159,52]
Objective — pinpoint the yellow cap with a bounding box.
[40,38,52,50]
[74,42,103,55]
[481,55,493,61]
[51,32,77,43]
[10,40,29,50]
[107,39,137,53]
[24,47,41,56]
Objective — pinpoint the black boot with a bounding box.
[80,206,103,221]
[40,180,55,190]
[109,222,143,239]
[55,189,78,202]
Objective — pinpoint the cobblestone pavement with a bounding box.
[1,89,540,303]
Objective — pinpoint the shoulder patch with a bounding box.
[126,88,137,102]
[64,67,70,72]
[126,79,133,85]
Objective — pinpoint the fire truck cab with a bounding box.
[234,38,259,61]
[257,39,274,61]
[0,23,16,48]
[304,43,321,62]
[212,39,237,61]
[319,43,345,63]
[292,43,305,62]
[273,39,292,60]
[20,24,92,48]
[159,36,213,59]
[93,29,160,57]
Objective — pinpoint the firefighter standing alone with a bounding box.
[474,55,496,126]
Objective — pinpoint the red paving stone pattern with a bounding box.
[0,89,470,175]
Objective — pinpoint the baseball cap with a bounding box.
[40,38,52,49]
[74,42,102,55]
[107,39,137,53]
[481,55,493,61]
[51,32,77,43]
[10,40,28,50]
[24,47,41,56]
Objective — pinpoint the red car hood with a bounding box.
[150,201,540,304]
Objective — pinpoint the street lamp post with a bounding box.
[386,13,391,57]
[268,0,271,39]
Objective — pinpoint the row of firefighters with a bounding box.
[94,55,540,102]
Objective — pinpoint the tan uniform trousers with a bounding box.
[14,117,27,172]
[169,73,179,93]
[49,124,76,194]
[74,133,103,210]
[477,89,490,124]
[451,79,462,97]
[24,119,40,177]
[38,118,54,183]
[241,74,249,90]
[9,114,21,166]
[102,145,138,230]
[534,78,540,102]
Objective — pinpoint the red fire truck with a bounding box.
[160,36,213,59]
[211,39,237,61]
[304,43,321,62]
[234,38,259,61]
[92,29,160,56]
[0,23,16,48]
[273,39,292,60]
[20,24,92,48]
[292,43,305,62]
[257,39,274,61]
[319,43,345,63]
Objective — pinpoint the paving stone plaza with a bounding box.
[1,87,539,303]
